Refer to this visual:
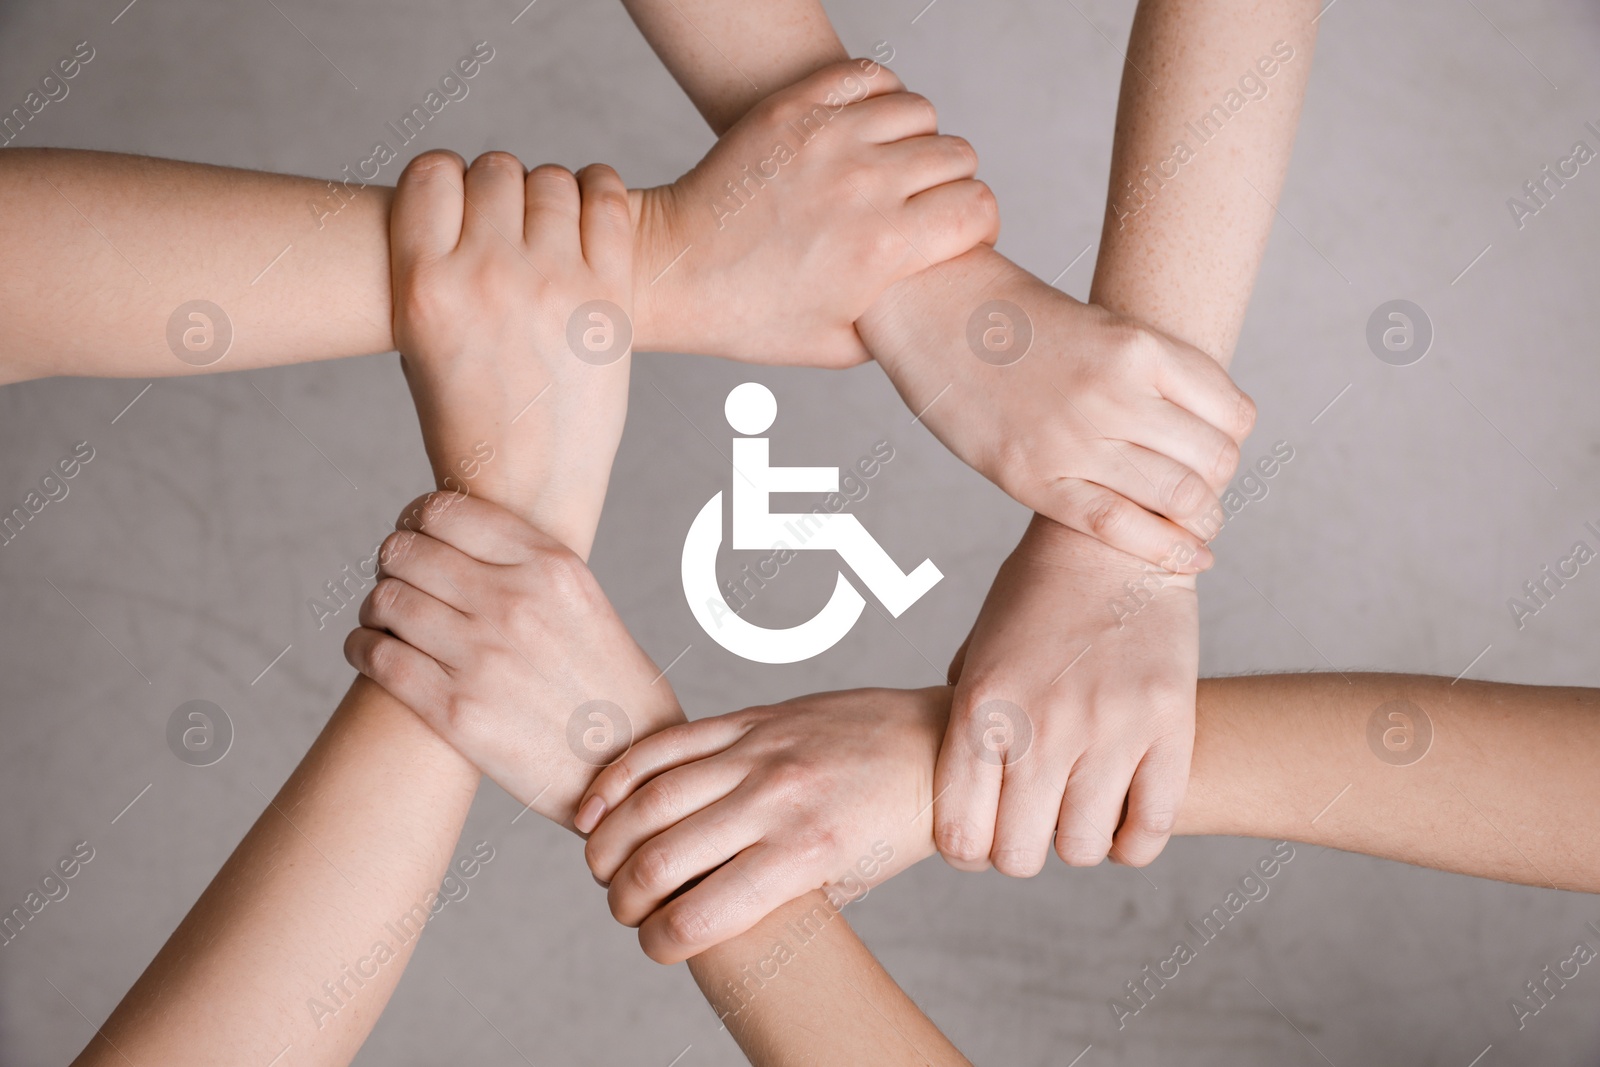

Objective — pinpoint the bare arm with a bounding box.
[69,154,629,1066]
[1092,0,1318,364]
[576,673,1600,964]
[620,0,1256,570]
[941,0,1320,882]
[0,149,395,384]
[1186,673,1600,892]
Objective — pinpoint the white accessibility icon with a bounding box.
[682,383,942,664]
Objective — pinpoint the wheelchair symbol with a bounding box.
[681,384,942,664]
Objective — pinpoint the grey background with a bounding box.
[2,0,1599,1063]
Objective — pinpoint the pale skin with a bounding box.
[0,61,995,385]
[573,676,1600,962]
[71,149,974,1067]
[619,0,1316,879]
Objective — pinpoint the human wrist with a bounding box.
[1026,514,1201,589]
[628,184,689,353]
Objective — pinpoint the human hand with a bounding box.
[936,516,1197,875]
[631,58,999,368]
[574,687,949,963]
[858,257,1254,568]
[390,150,634,553]
[344,492,685,828]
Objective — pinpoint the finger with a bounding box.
[1038,478,1212,572]
[358,576,470,669]
[461,151,528,249]
[1156,340,1257,445]
[523,163,581,261]
[607,794,765,928]
[1122,402,1242,494]
[343,626,451,714]
[1055,755,1139,867]
[1075,441,1225,544]
[578,714,756,830]
[391,491,546,565]
[1111,737,1192,868]
[392,150,466,258]
[573,163,633,280]
[374,528,486,613]
[989,756,1070,879]
[880,134,979,193]
[636,839,822,964]
[839,89,938,143]
[933,687,1015,871]
[900,179,1002,266]
[584,756,747,884]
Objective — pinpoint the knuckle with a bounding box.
[637,777,685,824]
[474,150,524,174]
[1083,491,1131,542]
[370,577,405,617]
[403,150,462,183]
[1055,828,1110,866]
[1212,437,1242,484]
[1234,390,1258,440]
[528,161,576,186]
[378,530,416,570]
[1164,468,1210,518]
[946,134,977,168]
[659,901,715,949]
[991,847,1046,879]
[1136,807,1177,837]
[936,821,989,864]
[630,841,680,896]
[970,179,999,222]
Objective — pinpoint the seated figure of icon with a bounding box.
[725,382,941,617]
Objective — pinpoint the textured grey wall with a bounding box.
[2,0,1599,1064]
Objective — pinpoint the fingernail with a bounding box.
[1192,545,1215,571]
[592,873,611,889]
[574,794,606,834]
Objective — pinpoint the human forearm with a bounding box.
[618,0,844,134]
[1092,0,1318,364]
[1183,673,1600,891]
[75,678,478,1066]
[688,891,971,1067]
[0,148,395,383]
